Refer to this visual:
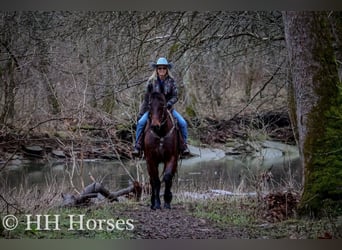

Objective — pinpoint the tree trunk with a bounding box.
[0,13,19,125]
[283,11,342,215]
[329,12,342,80]
[39,41,61,115]
[1,59,16,124]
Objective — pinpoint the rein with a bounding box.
[149,109,175,140]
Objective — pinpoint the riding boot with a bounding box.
[181,143,190,156]
[178,130,190,156]
[132,134,143,157]
[132,146,140,157]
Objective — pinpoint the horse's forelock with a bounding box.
[150,92,166,105]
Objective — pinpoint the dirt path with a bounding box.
[116,203,249,239]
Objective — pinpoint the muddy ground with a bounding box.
[116,203,250,239]
[110,191,302,239]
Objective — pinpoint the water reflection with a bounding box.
[0,160,134,192]
[0,152,301,194]
[177,156,301,192]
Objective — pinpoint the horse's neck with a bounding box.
[151,111,174,138]
[159,112,172,135]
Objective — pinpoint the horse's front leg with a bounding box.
[150,177,161,210]
[163,159,177,209]
[147,161,161,210]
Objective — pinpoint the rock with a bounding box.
[51,150,66,158]
[22,145,44,158]
[225,147,242,155]
[259,148,283,159]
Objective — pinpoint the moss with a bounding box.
[168,43,180,59]
[184,91,199,119]
[298,14,342,216]
[301,103,342,215]
[300,121,342,214]
[102,94,115,114]
[299,76,342,216]
[54,131,71,139]
[185,105,197,118]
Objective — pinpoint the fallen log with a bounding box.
[61,181,142,207]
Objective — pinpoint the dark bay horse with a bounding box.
[144,92,180,210]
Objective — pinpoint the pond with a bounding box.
[0,141,301,196]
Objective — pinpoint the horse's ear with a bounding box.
[147,84,153,92]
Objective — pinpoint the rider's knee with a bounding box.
[178,117,187,128]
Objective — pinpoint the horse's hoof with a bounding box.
[151,204,161,210]
[164,203,171,209]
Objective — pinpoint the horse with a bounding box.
[143,91,180,210]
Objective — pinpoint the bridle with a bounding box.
[148,102,176,140]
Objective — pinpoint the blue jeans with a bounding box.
[135,110,188,145]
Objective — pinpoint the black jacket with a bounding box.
[138,76,178,118]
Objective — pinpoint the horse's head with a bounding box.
[149,92,167,132]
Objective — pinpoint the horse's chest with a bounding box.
[154,138,169,154]
[158,137,166,148]
[146,137,170,156]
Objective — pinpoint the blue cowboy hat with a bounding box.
[151,57,173,69]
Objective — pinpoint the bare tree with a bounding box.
[0,11,287,134]
[0,12,20,124]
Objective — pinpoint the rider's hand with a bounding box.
[166,102,172,110]
[137,114,142,123]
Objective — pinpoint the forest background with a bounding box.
[0,11,289,142]
[1,11,341,220]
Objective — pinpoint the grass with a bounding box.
[185,196,342,239]
[0,176,136,239]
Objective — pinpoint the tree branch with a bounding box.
[230,60,285,120]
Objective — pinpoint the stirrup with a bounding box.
[181,145,190,156]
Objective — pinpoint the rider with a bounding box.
[132,57,190,157]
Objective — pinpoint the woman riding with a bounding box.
[132,57,190,157]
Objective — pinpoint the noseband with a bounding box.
[149,108,175,139]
